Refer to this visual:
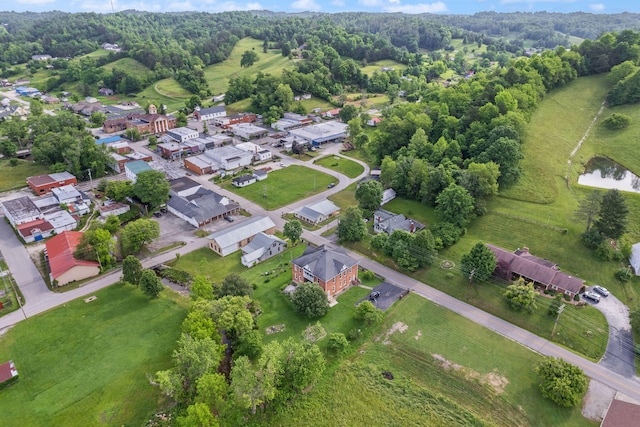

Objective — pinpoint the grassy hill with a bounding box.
[204,37,298,96]
[99,57,150,76]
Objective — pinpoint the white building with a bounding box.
[125,160,153,183]
[166,127,199,143]
[207,216,276,257]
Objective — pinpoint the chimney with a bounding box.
[522,246,529,254]
[409,220,415,233]
[377,216,381,223]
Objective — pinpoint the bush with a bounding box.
[327,332,349,354]
[615,268,633,282]
[361,270,376,281]
[430,222,462,249]
[535,357,587,407]
[158,268,192,286]
[602,113,631,130]
[581,228,605,249]
[596,241,616,261]
[9,158,18,166]
[347,328,361,341]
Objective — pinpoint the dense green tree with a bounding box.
[291,282,329,319]
[220,273,253,298]
[574,191,602,232]
[435,184,475,228]
[535,357,587,407]
[190,275,215,301]
[460,241,497,282]
[355,300,382,326]
[122,255,143,286]
[30,99,43,117]
[140,269,163,298]
[240,50,259,68]
[89,111,107,127]
[283,220,302,245]
[278,338,325,400]
[105,180,133,202]
[132,170,169,209]
[339,104,358,122]
[74,226,115,269]
[355,180,383,218]
[195,373,228,418]
[327,332,349,354]
[337,206,367,242]
[103,215,121,235]
[120,218,160,255]
[124,128,141,142]
[602,113,631,129]
[177,402,219,427]
[503,278,538,312]
[594,189,628,239]
[0,139,17,157]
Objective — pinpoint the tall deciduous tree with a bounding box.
[122,255,143,286]
[503,278,538,312]
[190,275,215,301]
[594,189,628,239]
[140,269,163,298]
[574,191,602,232]
[240,50,259,68]
[291,282,329,319]
[460,242,497,282]
[535,357,587,407]
[105,180,133,202]
[283,220,303,245]
[120,218,160,255]
[337,206,367,242]
[435,184,475,228]
[132,170,169,209]
[220,273,253,298]
[355,180,383,218]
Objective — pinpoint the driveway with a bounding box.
[357,282,408,311]
[584,287,636,377]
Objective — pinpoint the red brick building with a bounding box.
[291,245,359,297]
[214,112,257,129]
[27,172,77,195]
[103,113,176,135]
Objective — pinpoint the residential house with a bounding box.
[235,142,273,162]
[45,231,100,286]
[601,397,640,427]
[41,95,60,104]
[193,106,226,122]
[102,43,120,51]
[98,201,130,218]
[51,185,91,215]
[98,88,114,96]
[486,244,585,297]
[291,245,359,297]
[253,169,268,181]
[323,108,341,118]
[168,188,239,228]
[0,361,18,388]
[241,232,287,267]
[381,188,396,205]
[373,209,425,235]
[166,127,199,143]
[26,172,77,195]
[367,117,382,126]
[66,100,104,116]
[31,54,52,61]
[294,200,340,225]
[125,160,153,183]
[207,216,276,256]
[232,174,257,188]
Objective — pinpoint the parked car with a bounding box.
[224,215,234,222]
[369,291,380,301]
[592,285,610,297]
[327,182,336,188]
[153,212,162,218]
[160,207,168,213]
[582,291,601,303]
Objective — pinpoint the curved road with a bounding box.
[1,142,639,402]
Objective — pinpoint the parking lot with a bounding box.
[357,282,408,311]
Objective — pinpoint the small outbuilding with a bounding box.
[0,360,19,389]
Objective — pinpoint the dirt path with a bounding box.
[565,100,606,183]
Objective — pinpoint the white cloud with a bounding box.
[217,2,264,11]
[291,0,321,11]
[331,0,345,6]
[16,0,55,4]
[72,0,163,12]
[589,3,605,11]
[359,0,382,6]
[385,1,448,14]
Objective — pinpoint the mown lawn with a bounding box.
[0,159,48,192]
[360,59,406,76]
[204,38,298,96]
[222,165,335,210]
[99,57,151,76]
[0,284,187,426]
[135,79,191,113]
[169,247,247,284]
[313,155,364,179]
[254,294,596,427]
[328,182,358,210]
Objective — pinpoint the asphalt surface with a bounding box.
[1,137,639,403]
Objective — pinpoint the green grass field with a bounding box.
[254,294,595,427]
[0,159,48,192]
[360,60,406,76]
[99,57,150,76]
[135,78,193,113]
[204,38,298,96]
[222,165,335,210]
[0,284,187,426]
[313,155,364,179]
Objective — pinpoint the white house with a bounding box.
[125,160,153,183]
[194,106,226,122]
[2,196,43,227]
[241,232,287,267]
[207,216,276,256]
[232,174,257,187]
[166,127,199,143]
[294,200,340,225]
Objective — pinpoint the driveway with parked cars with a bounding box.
[582,286,636,377]
[357,282,408,311]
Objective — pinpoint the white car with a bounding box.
[582,291,601,303]
[592,286,609,297]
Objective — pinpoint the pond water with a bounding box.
[578,157,640,193]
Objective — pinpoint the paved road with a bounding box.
[1,140,639,403]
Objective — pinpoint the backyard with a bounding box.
[0,284,187,426]
[222,165,335,210]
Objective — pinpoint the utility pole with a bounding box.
[466,268,476,301]
[87,168,93,187]
[551,303,566,339]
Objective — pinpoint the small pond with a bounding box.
[578,157,640,193]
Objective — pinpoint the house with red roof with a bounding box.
[45,231,100,286]
[0,360,18,389]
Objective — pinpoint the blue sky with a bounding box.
[3,0,638,15]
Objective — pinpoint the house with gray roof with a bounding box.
[167,187,239,228]
[291,245,359,297]
[194,106,226,122]
[373,209,425,235]
[2,196,43,226]
[294,200,340,225]
[232,174,257,187]
[241,232,287,267]
[207,216,276,256]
